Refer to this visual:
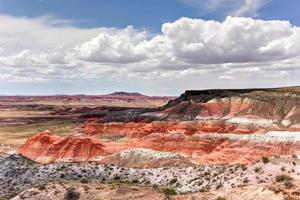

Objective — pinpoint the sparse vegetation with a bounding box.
[262,156,269,164]
[161,187,177,195]
[2,153,300,199]
[241,165,248,171]
[80,178,89,184]
[132,179,139,183]
[199,186,210,192]
[169,178,178,184]
[37,184,46,190]
[254,167,262,173]
[0,119,81,146]
[284,180,294,189]
[216,183,223,190]
[216,196,227,200]
[64,187,80,200]
[275,175,293,182]
[243,178,250,184]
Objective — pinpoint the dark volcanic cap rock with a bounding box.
[164,86,300,107]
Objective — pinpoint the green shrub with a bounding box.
[204,171,210,176]
[64,187,80,200]
[216,196,227,200]
[284,181,295,189]
[241,165,247,171]
[262,156,269,164]
[132,179,139,183]
[216,183,223,190]
[254,167,262,173]
[37,184,46,190]
[161,187,177,195]
[199,186,210,192]
[243,178,249,184]
[169,178,177,184]
[291,168,295,172]
[275,175,293,182]
[80,178,89,184]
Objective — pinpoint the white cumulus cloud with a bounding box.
[1,15,300,94]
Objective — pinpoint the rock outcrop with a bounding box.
[100,148,193,168]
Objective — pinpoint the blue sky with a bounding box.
[0,0,300,95]
[0,0,299,31]
[0,0,194,31]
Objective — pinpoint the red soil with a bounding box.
[84,120,277,137]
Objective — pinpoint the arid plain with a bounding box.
[1,88,300,200]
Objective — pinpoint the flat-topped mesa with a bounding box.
[156,87,300,129]
[164,89,264,108]
[108,92,145,97]
[165,87,300,107]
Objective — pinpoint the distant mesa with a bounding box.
[107,92,146,97]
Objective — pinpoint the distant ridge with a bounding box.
[108,92,145,97]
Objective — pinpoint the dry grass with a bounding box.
[0,98,169,108]
[0,109,51,119]
[0,119,82,147]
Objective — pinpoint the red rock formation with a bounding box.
[18,130,300,165]
[161,89,300,127]
[84,120,274,137]
[17,88,300,165]
[18,131,108,163]
[110,134,300,164]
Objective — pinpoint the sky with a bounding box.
[0,0,300,96]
